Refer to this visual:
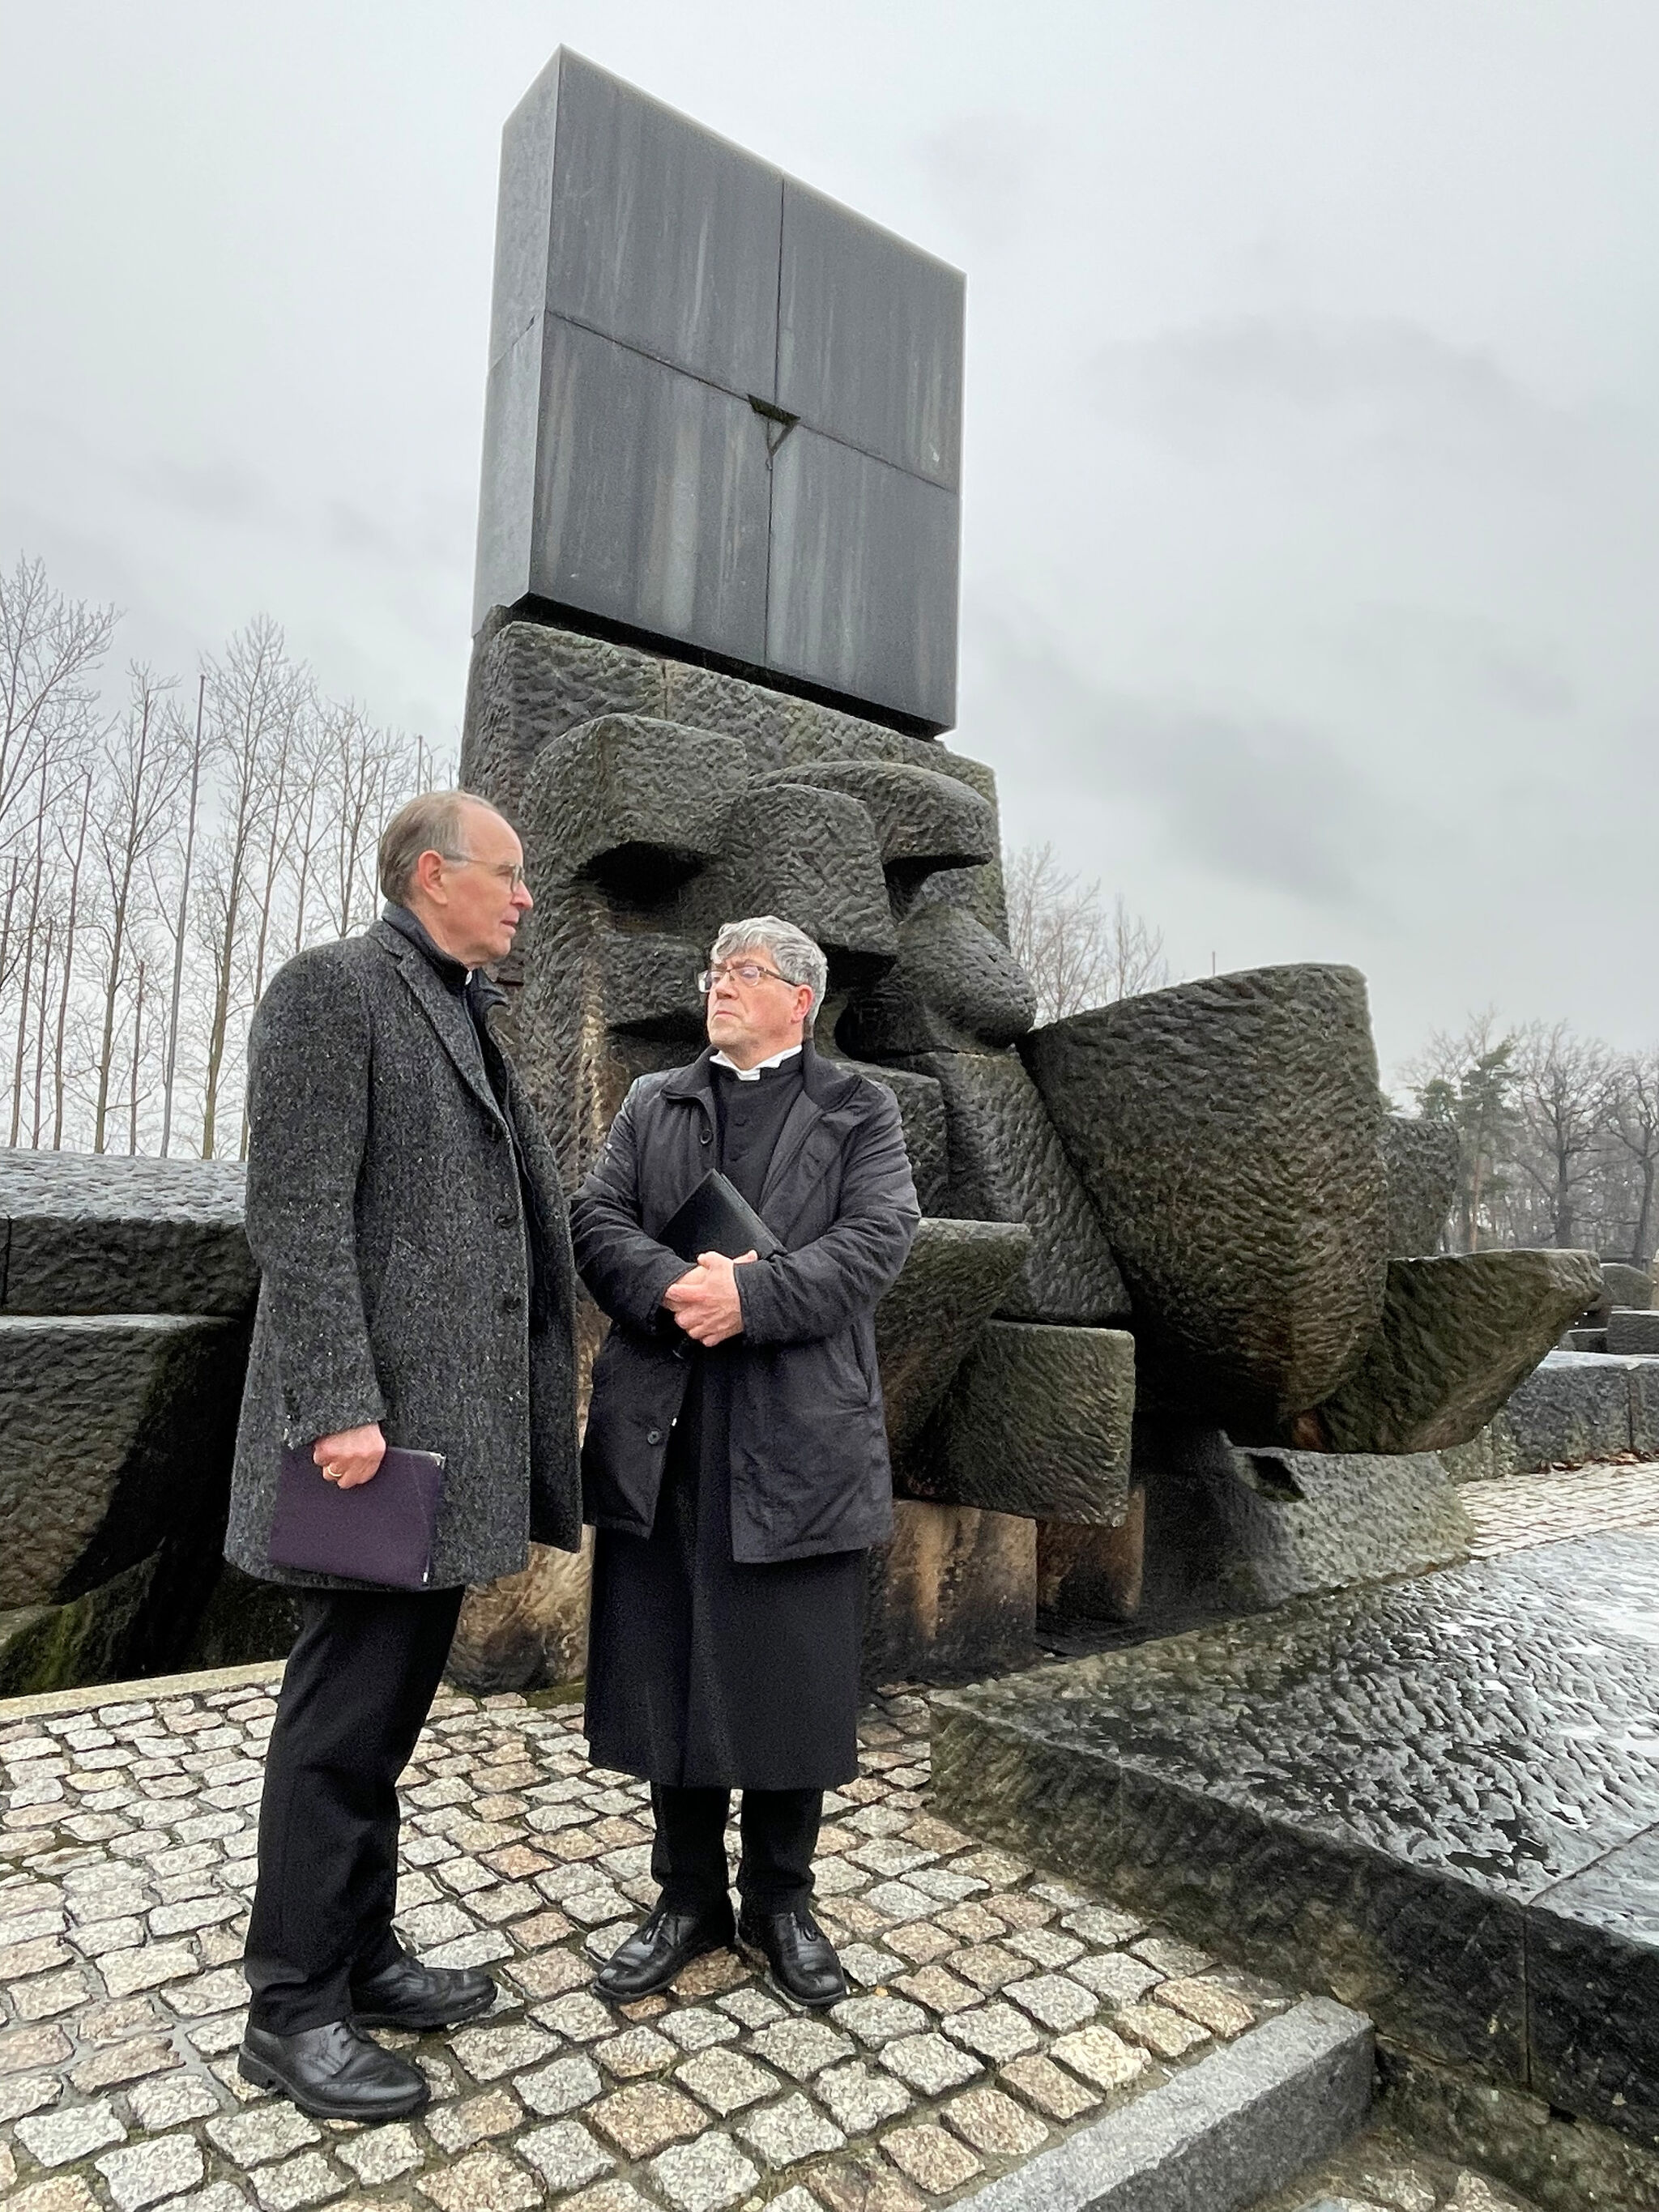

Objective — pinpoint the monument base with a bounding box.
[932,1528,1659,2157]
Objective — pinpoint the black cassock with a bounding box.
[584,1056,865,1791]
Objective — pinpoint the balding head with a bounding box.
[381,790,532,969]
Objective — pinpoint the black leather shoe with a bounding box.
[239,2019,429,2121]
[350,1953,497,2031]
[594,1904,736,2002]
[738,1904,847,2009]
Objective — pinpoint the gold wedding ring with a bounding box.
[322,1464,342,1483]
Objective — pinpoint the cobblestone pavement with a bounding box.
[1461,1459,1659,1558]
[1,1676,1304,2212]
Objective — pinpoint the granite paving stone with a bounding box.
[590,2083,706,2157]
[748,2018,855,2078]
[515,2120,615,2192]
[877,2032,982,2095]
[649,2129,761,2212]
[96,2135,208,2212]
[514,2052,603,2116]
[334,2125,425,2184]
[416,2146,542,2212]
[672,2048,777,2114]
[1046,2022,1149,2091]
[424,2087,525,2151]
[1157,1975,1254,2039]
[879,2121,983,2193]
[808,2150,928,2212]
[15,2099,126,2166]
[128,2076,224,2131]
[831,1995,928,2047]
[598,2026,680,2078]
[1065,1950,1162,2004]
[247,2151,347,2212]
[811,2061,912,2133]
[940,2002,1039,2063]
[996,2052,1101,2120]
[735,2090,845,2167]
[1112,2000,1212,2059]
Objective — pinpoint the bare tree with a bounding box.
[0,555,114,847]
[198,620,301,1158]
[90,671,183,1153]
[1004,843,1171,1023]
[50,762,95,1148]
[1511,1021,1614,1249]
[319,702,410,940]
[1606,1051,1659,1265]
[156,675,207,1158]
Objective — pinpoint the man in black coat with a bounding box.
[228,791,581,2121]
[571,914,919,2007]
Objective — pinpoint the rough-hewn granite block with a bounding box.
[1038,1489,1145,1622]
[679,782,897,976]
[835,1058,948,1217]
[0,1155,254,1318]
[0,1553,162,1698]
[751,760,994,895]
[0,1315,249,1609]
[1591,1260,1653,1320]
[839,905,1037,1055]
[1311,1250,1600,1454]
[900,1321,1133,1525]
[1607,1307,1659,1355]
[863,1502,1034,1686]
[1527,1825,1659,2146]
[1495,1351,1633,1469]
[873,1219,1030,1455]
[1021,965,1388,1434]
[1215,1447,1471,1606]
[1382,1112,1458,1256]
[893,1051,1127,1323]
[518,714,748,888]
[933,1532,1659,2123]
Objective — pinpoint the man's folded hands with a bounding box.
[663,1249,757,1347]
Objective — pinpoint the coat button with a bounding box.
[496,1206,517,1228]
[699,1131,711,1146]
[646,1428,663,1445]
[500,1289,522,1312]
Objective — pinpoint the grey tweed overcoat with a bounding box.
[224,916,582,1590]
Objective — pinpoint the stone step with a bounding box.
[952,1997,1372,2212]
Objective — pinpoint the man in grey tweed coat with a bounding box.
[227,791,580,2124]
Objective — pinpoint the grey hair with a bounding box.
[378,791,505,904]
[710,916,830,1022]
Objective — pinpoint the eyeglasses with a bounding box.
[442,852,528,891]
[698,961,795,993]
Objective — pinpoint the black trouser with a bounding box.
[244,1585,465,2035]
[650,1784,822,1918]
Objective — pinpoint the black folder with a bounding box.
[658,1170,782,1263]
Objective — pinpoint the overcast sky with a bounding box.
[3,3,1655,1080]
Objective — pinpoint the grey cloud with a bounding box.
[1333,602,1577,722]
[972,610,1437,919]
[133,454,278,527]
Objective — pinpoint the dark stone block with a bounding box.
[1529,1826,1659,2146]
[751,760,995,900]
[890,1050,1127,1322]
[528,317,773,664]
[766,426,960,731]
[1376,2040,1659,2212]
[777,179,964,490]
[1022,965,1388,1434]
[1608,1307,1659,1355]
[936,1532,1659,2129]
[1216,1446,1470,1605]
[1496,1350,1633,1469]
[863,1502,1034,1689]
[519,714,749,887]
[476,53,963,731]
[680,782,897,979]
[0,1315,249,1609]
[833,1058,948,1217]
[598,931,706,1039]
[1382,1111,1459,1255]
[901,1321,1133,1524]
[181,1563,302,1673]
[1628,1358,1659,1456]
[0,1153,254,1317]
[1591,1260,1653,1320]
[873,1218,1030,1455]
[1311,1249,1601,1455]
[1038,1488,1145,1623]
[839,906,1038,1056]
[0,1553,162,1699]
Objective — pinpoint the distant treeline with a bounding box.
[0,553,448,1160]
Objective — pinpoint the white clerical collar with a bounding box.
[710,1044,804,1083]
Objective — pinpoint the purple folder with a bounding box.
[268,1443,446,1589]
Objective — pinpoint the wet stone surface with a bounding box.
[2,1674,1300,2211]
[934,1517,1659,2143]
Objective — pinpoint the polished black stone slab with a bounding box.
[932,1532,1659,2146]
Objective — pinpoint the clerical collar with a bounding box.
[710,1044,803,1084]
[383,903,471,993]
